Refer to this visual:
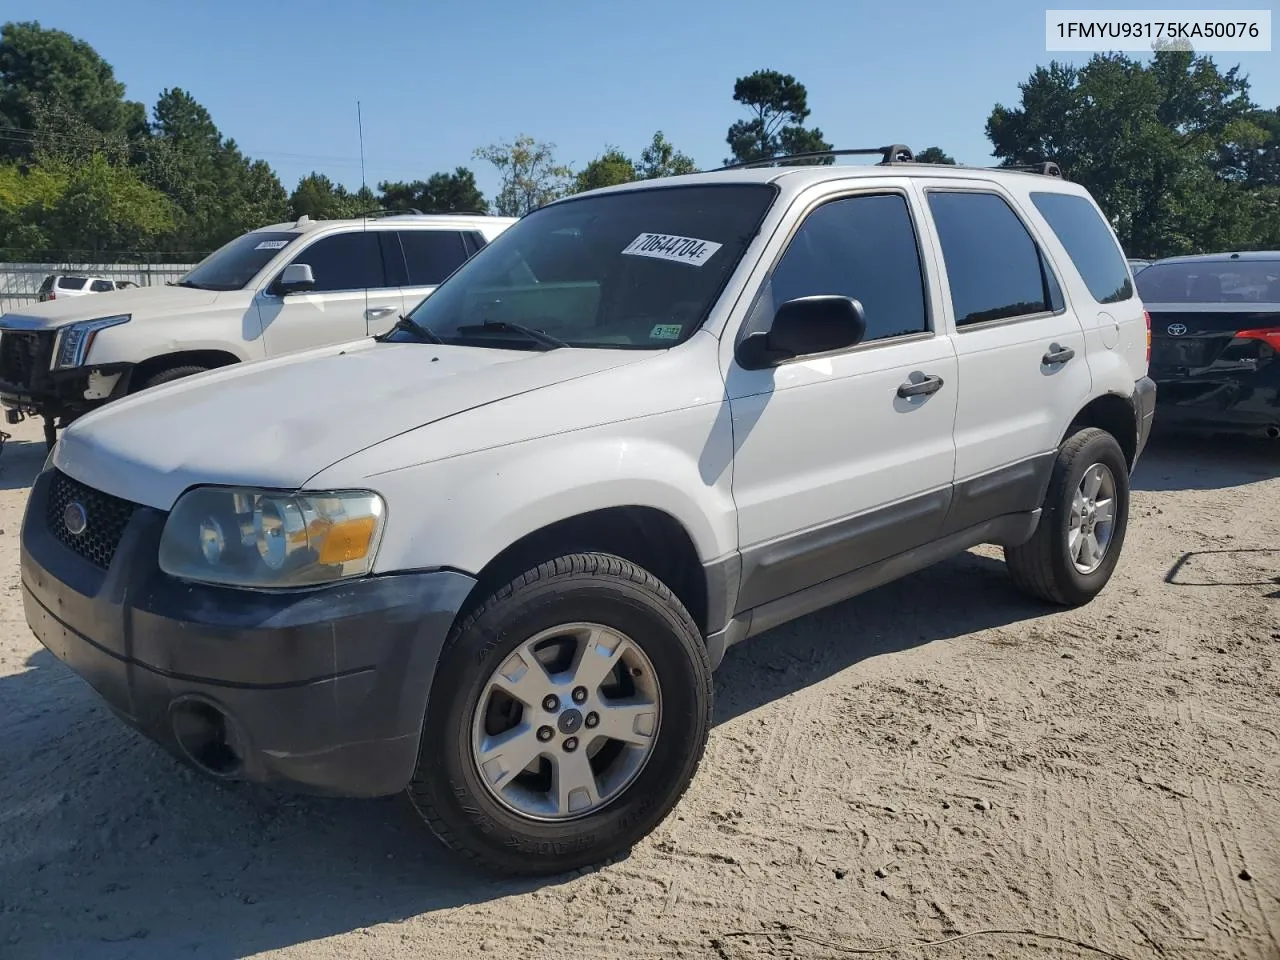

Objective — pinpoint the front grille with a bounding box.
[46,470,138,569]
[0,331,52,389]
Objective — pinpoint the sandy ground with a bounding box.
[0,415,1276,960]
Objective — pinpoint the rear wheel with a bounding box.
[407,552,712,875]
[1005,427,1130,606]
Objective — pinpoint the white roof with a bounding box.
[255,213,519,233]
[569,161,1080,201]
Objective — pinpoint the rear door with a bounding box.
[257,231,403,355]
[392,228,473,324]
[913,181,1093,527]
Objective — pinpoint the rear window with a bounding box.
[1030,192,1133,304]
[1135,261,1280,303]
[57,277,88,291]
[398,229,470,286]
[38,275,55,293]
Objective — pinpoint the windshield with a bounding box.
[1136,260,1280,304]
[178,231,299,291]
[397,184,777,350]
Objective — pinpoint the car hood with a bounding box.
[53,339,649,509]
[1,285,224,329]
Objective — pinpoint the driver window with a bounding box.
[762,193,929,343]
[288,233,386,293]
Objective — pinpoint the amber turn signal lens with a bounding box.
[317,515,378,565]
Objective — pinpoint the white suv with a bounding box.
[0,212,516,445]
[20,148,1156,876]
[38,275,140,301]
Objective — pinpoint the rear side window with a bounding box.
[57,277,87,291]
[464,231,489,255]
[766,193,928,342]
[927,191,1060,327]
[1031,192,1133,304]
[398,230,470,286]
[290,233,386,292]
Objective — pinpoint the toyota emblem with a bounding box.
[63,501,88,536]
[1167,323,1188,337]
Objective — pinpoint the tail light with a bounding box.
[1235,327,1280,351]
[1143,310,1151,363]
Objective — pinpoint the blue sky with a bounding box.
[9,0,1280,201]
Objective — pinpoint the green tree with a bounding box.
[987,49,1265,257]
[0,21,145,158]
[39,153,174,256]
[378,166,488,213]
[915,146,956,164]
[288,172,370,220]
[474,135,572,216]
[574,147,636,192]
[637,131,697,179]
[0,161,64,256]
[725,69,832,165]
[140,88,287,249]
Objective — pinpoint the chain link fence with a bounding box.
[0,252,205,313]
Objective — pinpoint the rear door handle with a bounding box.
[365,306,397,319]
[897,374,944,399]
[1043,343,1075,365]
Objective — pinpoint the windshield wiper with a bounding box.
[453,320,568,351]
[375,314,443,344]
[176,279,205,289]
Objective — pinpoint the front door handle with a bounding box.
[1043,343,1075,365]
[897,374,945,399]
[365,306,397,320]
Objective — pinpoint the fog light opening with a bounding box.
[170,698,245,778]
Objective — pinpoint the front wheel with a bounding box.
[407,553,713,875]
[1005,427,1131,606]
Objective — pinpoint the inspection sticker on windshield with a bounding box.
[255,240,290,250]
[649,324,682,340]
[622,233,722,267]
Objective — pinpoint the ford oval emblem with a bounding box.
[63,501,88,536]
[1167,323,1188,337]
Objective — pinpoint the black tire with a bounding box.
[1004,427,1131,606]
[137,365,208,391]
[406,552,712,875]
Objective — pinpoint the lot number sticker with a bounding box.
[649,324,683,340]
[255,240,291,250]
[622,233,722,267]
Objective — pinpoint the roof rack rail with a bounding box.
[714,144,915,171]
[353,207,426,219]
[1002,161,1062,178]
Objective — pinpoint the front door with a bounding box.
[257,231,404,356]
[724,189,959,612]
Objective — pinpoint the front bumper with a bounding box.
[20,468,476,797]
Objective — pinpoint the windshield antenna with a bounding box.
[357,100,370,322]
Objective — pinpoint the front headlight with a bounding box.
[158,487,386,588]
[52,315,130,370]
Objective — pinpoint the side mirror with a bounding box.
[736,295,867,370]
[277,263,315,295]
